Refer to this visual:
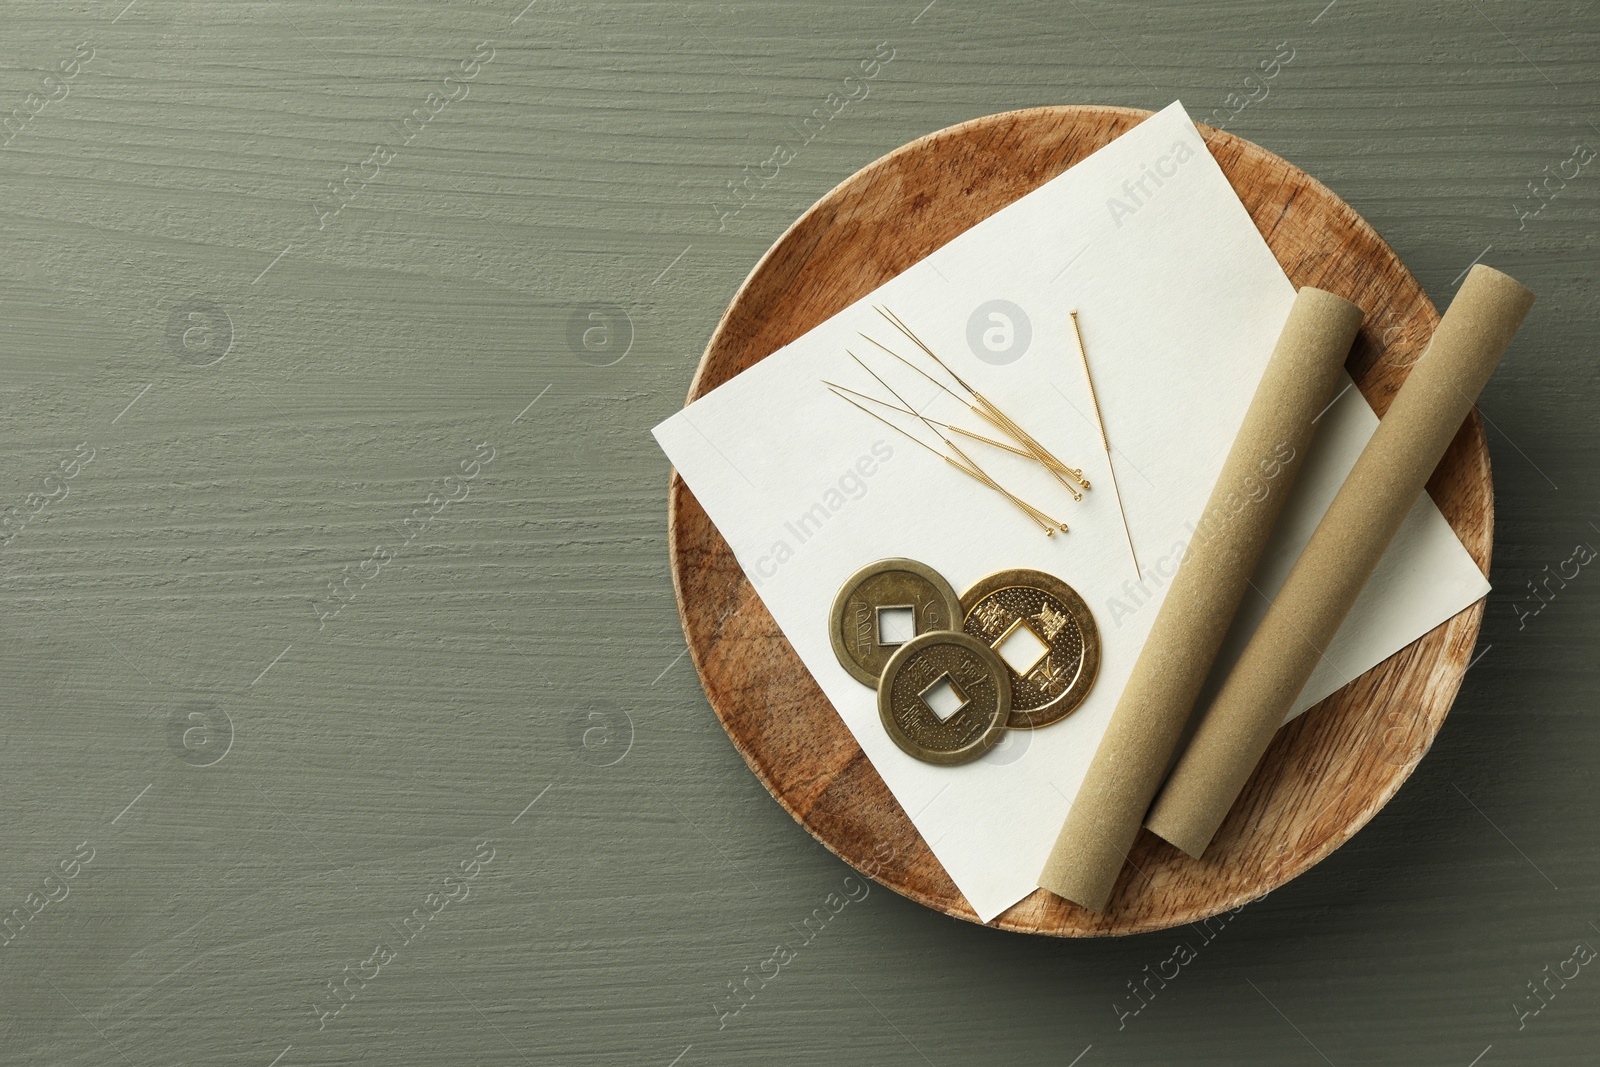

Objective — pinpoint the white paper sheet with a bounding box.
[653,102,1490,922]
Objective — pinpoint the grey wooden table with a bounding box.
[1,1,1595,1064]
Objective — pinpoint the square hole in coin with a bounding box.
[919,672,969,722]
[875,605,916,646]
[994,619,1049,675]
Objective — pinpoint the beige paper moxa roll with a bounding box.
[1145,264,1535,858]
[1037,288,1363,912]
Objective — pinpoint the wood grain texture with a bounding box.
[3,0,1597,1063]
[669,105,1491,936]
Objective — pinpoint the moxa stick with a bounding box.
[1145,265,1534,860]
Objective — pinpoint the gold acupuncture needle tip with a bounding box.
[847,350,928,423]
[821,379,900,408]
[877,305,979,396]
[848,353,1010,478]
[858,333,968,406]
[824,380,1008,453]
[1070,309,1141,579]
[827,386,1056,535]
[823,382,1029,455]
[877,305,949,374]
[874,305,938,360]
[848,351,969,459]
[826,380,951,432]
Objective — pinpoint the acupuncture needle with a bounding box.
[861,324,1087,498]
[844,353,1071,533]
[823,382,1036,460]
[859,323,1086,489]
[827,387,1059,535]
[826,386,1062,535]
[838,385,1062,537]
[1070,309,1141,579]
[874,306,1090,490]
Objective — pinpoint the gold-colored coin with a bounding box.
[960,568,1099,729]
[829,558,963,687]
[877,630,1011,766]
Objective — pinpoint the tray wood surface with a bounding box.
[666,105,1490,936]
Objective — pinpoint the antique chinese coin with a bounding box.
[960,568,1099,729]
[830,558,963,687]
[877,630,1011,766]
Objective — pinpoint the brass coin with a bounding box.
[877,630,1012,766]
[829,558,963,687]
[960,568,1100,729]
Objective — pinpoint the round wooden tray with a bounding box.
[666,105,1490,936]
